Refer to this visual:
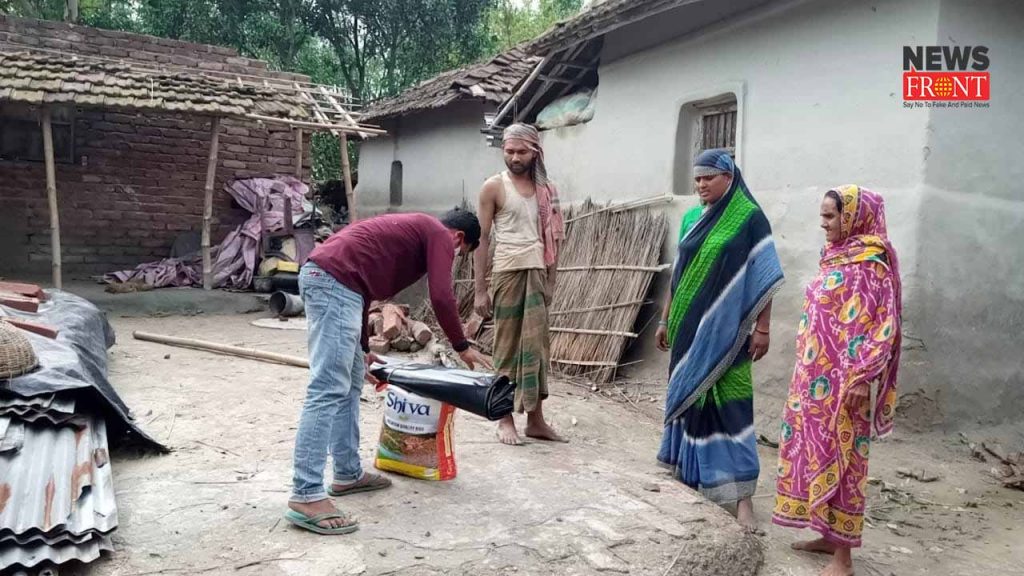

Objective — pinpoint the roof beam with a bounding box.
[245,114,387,135]
[512,41,592,125]
[320,86,372,139]
[488,55,551,132]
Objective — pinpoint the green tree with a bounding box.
[486,0,582,52]
[304,0,491,101]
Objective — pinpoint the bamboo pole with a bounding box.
[40,107,62,290]
[549,299,650,317]
[133,331,309,368]
[294,128,303,179]
[557,265,669,273]
[202,117,221,291]
[549,327,638,338]
[551,359,620,367]
[564,194,674,224]
[245,114,386,135]
[340,132,356,221]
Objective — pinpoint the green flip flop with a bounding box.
[328,473,392,497]
[284,509,359,535]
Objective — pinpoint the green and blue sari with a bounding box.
[657,150,785,504]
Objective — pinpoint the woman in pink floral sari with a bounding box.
[773,186,902,576]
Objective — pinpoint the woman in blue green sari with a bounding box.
[655,149,785,530]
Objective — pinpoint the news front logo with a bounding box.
[902,45,990,109]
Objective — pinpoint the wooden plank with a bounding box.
[202,117,221,291]
[40,107,62,290]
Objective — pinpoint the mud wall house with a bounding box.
[356,48,540,214]
[0,15,320,279]
[486,0,1020,427]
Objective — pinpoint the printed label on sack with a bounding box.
[383,388,443,434]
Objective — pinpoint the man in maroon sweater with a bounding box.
[284,208,490,535]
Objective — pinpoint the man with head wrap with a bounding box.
[474,123,566,445]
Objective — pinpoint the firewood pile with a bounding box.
[367,301,436,355]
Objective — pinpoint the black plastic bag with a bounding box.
[369,360,515,421]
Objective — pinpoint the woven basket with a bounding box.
[0,320,38,379]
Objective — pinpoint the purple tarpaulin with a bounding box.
[104,176,307,289]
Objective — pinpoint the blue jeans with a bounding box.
[290,262,365,503]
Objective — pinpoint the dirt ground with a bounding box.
[50,293,1024,576]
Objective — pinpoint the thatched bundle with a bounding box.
[445,198,667,384]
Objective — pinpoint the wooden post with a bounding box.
[340,132,356,222]
[40,108,62,290]
[294,128,303,180]
[202,117,221,291]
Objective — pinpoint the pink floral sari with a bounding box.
[772,186,902,547]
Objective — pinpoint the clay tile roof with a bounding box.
[0,51,309,120]
[361,47,540,122]
[524,0,695,55]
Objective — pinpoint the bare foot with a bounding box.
[736,497,762,534]
[820,548,854,576]
[524,421,568,443]
[792,538,838,555]
[497,416,521,445]
[288,499,353,529]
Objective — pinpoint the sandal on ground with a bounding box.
[283,509,359,535]
[327,472,392,497]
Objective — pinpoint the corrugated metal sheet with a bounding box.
[0,415,116,538]
[0,394,75,414]
[0,534,112,570]
[0,417,25,453]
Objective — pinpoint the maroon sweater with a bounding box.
[308,213,468,353]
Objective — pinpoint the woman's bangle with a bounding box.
[658,320,668,327]
[754,327,769,335]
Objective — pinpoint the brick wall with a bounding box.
[0,15,311,276]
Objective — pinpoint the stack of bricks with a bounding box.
[0,15,313,274]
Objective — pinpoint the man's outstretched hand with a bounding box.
[365,352,387,392]
[459,347,493,371]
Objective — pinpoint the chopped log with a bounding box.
[369,313,384,336]
[4,318,59,339]
[368,336,390,355]
[464,314,484,338]
[0,282,45,300]
[391,335,414,352]
[0,294,40,313]
[410,321,433,346]
[381,304,405,340]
